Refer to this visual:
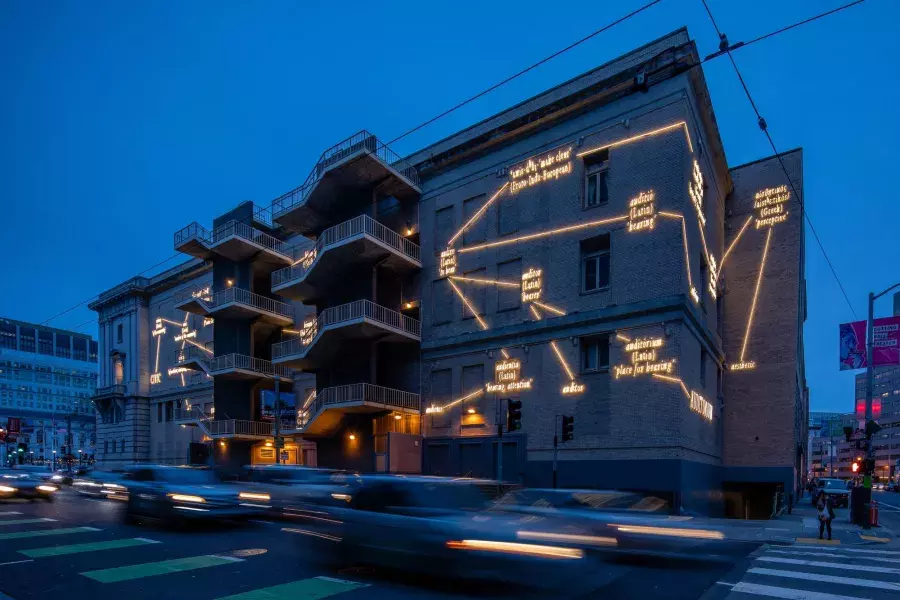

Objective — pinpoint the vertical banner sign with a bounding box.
[839,316,900,370]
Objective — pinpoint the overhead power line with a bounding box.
[698,0,864,319]
[39,0,865,328]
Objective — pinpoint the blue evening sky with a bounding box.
[1,1,896,412]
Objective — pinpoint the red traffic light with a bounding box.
[852,462,860,473]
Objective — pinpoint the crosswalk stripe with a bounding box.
[0,518,56,526]
[20,537,161,558]
[748,567,900,592]
[766,549,900,565]
[0,527,100,541]
[81,554,244,583]
[732,581,869,599]
[775,546,900,557]
[756,556,900,575]
[214,576,367,600]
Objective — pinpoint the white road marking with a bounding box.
[0,559,34,567]
[248,520,275,525]
[133,538,161,544]
[714,581,735,587]
[733,581,868,599]
[766,549,900,564]
[209,555,245,563]
[773,546,900,556]
[748,568,900,591]
[876,499,900,511]
[317,576,364,585]
[756,556,900,575]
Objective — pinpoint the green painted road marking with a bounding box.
[20,537,161,558]
[0,518,56,526]
[81,554,243,583]
[215,576,367,600]
[0,527,99,540]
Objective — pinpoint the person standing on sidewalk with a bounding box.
[815,490,836,540]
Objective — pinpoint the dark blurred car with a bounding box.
[73,470,129,499]
[816,478,850,507]
[235,465,352,517]
[0,470,58,501]
[297,476,590,585]
[122,465,260,523]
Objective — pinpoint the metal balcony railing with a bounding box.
[208,353,294,379]
[271,131,420,219]
[173,405,211,423]
[272,215,421,288]
[204,419,274,438]
[297,383,420,427]
[253,205,273,228]
[174,222,212,248]
[272,300,420,360]
[176,286,293,320]
[211,220,291,258]
[93,384,125,398]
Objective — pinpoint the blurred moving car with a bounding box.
[0,470,58,501]
[296,476,591,585]
[236,465,354,517]
[122,465,260,523]
[816,478,850,507]
[73,470,129,499]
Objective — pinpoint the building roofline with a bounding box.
[728,147,803,172]
[89,258,211,312]
[404,28,692,167]
[0,317,96,341]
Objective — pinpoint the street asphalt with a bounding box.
[0,490,761,600]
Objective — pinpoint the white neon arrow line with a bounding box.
[680,217,694,290]
[717,215,754,281]
[549,341,575,382]
[740,228,773,362]
[652,373,691,400]
[447,182,509,247]
[576,121,693,157]
[458,216,628,254]
[449,275,520,288]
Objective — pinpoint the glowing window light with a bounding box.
[532,301,565,317]
[521,268,542,302]
[690,391,714,421]
[509,146,574,195]
[577,121,694,158]
[549,341,575,381]
[447,279,489,331]
[718,215,753,280]
[449,275,519,288]
[740,228,773,363]
[447,182,509,247]
[439,248,457,277]
[458,216,629,254]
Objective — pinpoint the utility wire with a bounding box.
[40,0,865,329]
[698,0,862,319]
[386,0,665,146]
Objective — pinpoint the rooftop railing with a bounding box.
[271,131,420,218]
[272,300,420,360]
[272,215,420,288]
[174,220,290,259]
[174,222,212,248]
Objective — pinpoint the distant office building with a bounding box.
[90,28,808,516]
[0,318,97,465]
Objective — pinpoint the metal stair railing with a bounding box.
[208,353,294,379]
[211,220,291,258]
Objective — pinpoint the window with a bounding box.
[700,348,707,386]
[0,323,15,350]
[699,254,708,311]
[165,401,173,422]
[157,403,163,423]
[462,195,486,245]
[581,234,610,293]
[111,440,116,453]
[432,279,455,326]
[113,359,124,385]
[117,324,123,344]
[434,206,455,249]
[461,364,485,416]
[583,150,609,208]
[460,268,486,320]
[104,440,108,454]
[580,335,610,373]
[497,192,518,236]
[429,369,452,429]
[497,259,522,312]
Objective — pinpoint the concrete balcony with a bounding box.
[174,220,293,269]
[174,287,294,326]
[272,215,421,301]
[293,383,420,437]
[207,353,294,383]
[271,131,421,234]
[92,384,126,401]
[272,300,420,369]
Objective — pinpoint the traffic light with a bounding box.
[506,399,522,432]
[561,415,574,442]
[865,420,882,439]
[852,461,860,474]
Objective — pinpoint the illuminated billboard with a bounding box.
[839,316,900,370]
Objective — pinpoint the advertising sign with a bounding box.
[840,316,900,370]
[261,390,296,428]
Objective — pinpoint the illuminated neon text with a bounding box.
[627,190,656,232]
[439,249,457,277]
[486,379,533,393]
[521,268,543,302]
[688,160,706,226]
[509,147,573,194]
[690,391,714,421]
[729,361,757,371]
[562,382,585,395]
[754,185,790,229]
[150,373,162,385]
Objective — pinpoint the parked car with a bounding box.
[296,476,592,586]
[121,465,260,523]
[235,465,352,517]
[0,470,58,501]
[815,478,850,507]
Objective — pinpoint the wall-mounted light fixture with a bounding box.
[226,279,234,287]
[348,434,356,441]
